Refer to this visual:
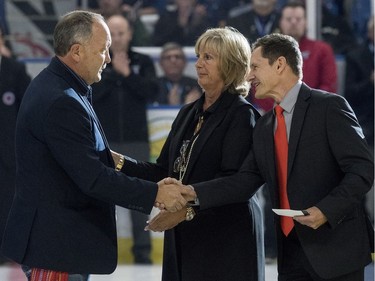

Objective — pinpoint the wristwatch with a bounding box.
[185,207,195,221]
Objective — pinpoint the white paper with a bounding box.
[272,209,306,217]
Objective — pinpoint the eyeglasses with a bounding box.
[161,54,185,61]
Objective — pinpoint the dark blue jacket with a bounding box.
[1,57,157,274]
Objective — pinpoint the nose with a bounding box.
[195,57,202,69]
[106,50,111,64]
[248,70,255,81]
[289,17,299,25]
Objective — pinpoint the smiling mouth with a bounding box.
[252,82,260,89]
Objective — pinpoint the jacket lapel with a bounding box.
[288,84,311,178]
[183,94,235,181]
[168,104,196,171]
[262,111,278,189]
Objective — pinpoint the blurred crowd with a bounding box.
[73,0,371,49]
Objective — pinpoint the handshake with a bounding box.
[155,177,197,212]
[110,150,196,213]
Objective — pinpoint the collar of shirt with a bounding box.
[273,81,302,140]
[193,90,228,120]
[55,56,92,99]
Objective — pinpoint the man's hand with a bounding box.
[168,84,180,105]
[293,206,327,229]
[184,88,201,104]
[161,177,197,201]
[111,51,131,77]
[156,178,186,212]
[155,178,197,212]
[111,150,122,165]
[145,208,186,232]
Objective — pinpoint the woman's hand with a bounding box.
[145,208,187,232]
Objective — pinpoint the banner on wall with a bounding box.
[6,0,76,58]
[147,105,180,162]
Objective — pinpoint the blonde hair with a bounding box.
[194,27,251,96]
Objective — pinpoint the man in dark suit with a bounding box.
[0,24,31,264]
[0,10,195,281]
[192,33,374,280]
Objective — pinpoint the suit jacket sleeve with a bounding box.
[192,105,264,209]
[314,95,374,226]
[45,95,157,213]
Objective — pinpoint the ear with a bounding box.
[69,43,82,63]
[276,56,287,74]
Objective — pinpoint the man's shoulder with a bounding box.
[299,85,346,108]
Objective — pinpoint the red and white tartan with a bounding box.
[30,268,69,281]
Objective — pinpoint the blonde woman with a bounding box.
[117,27,263,281]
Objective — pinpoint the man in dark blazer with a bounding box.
[0,25,31,264]
[0,10,195,280]
[192,33,374,280]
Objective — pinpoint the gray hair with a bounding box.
[160,42,186,60]
[53,10,104,56]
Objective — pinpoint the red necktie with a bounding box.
[274,105,294,236]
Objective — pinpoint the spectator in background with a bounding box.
[92,14,159,264]
[0,23,12,57]
[77,0,166,15]
[321,2,357,56]
[83,0,151,45]
[152,0,210,46]
[345,16,374,152]
[227,0,280,44]
[197,0,238,27]
[0,23,31,265]
[154,42,201,105]
[279,1,337,93]
[76,0,100,9]
[337,0,372,45]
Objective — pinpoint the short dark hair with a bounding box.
[252,33,302,78]
[281,0,306,16]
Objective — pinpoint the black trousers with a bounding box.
[278,230,364,281]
